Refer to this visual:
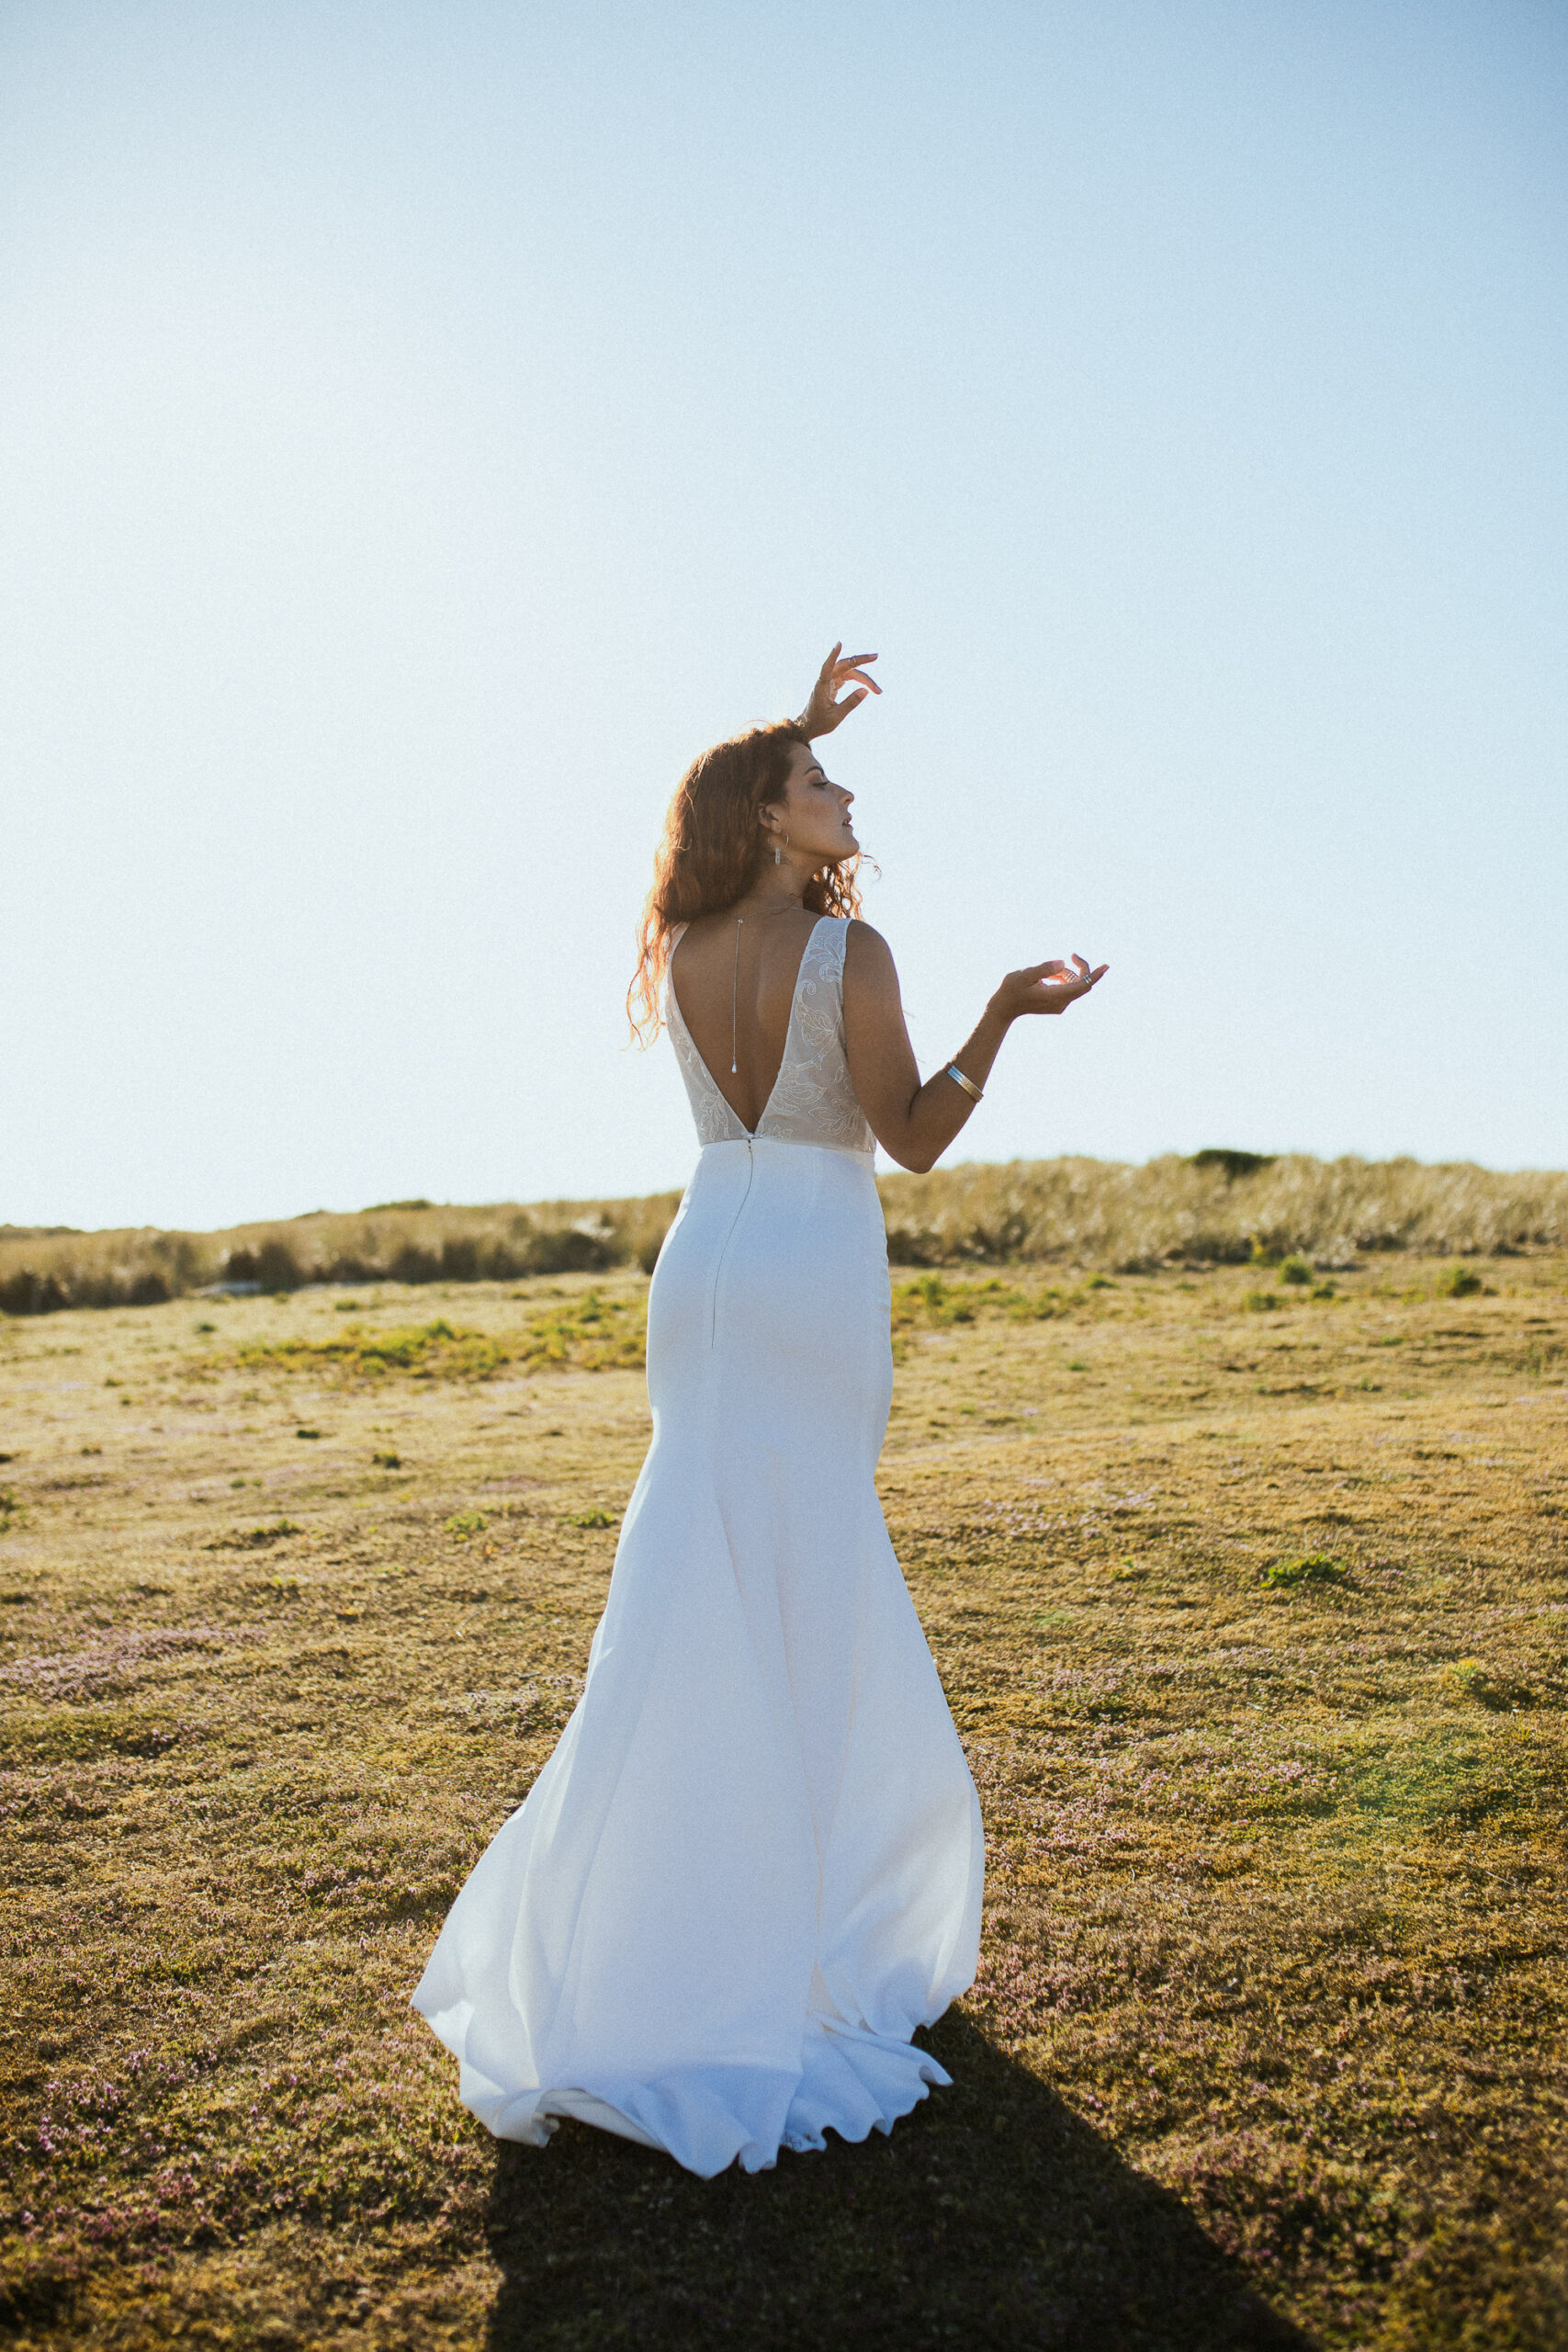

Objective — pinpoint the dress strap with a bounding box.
[806,911,850,1018]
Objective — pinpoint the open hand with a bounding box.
[797,642,881,738]
[993,955,1109,1021]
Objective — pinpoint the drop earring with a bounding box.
[773,841,783,865]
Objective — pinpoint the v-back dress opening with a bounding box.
[412,914,984,2177]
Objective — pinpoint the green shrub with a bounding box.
[892,1274,1055,1331]
[0,1269,70,1315]
[1279,1254,1313,1285]
[1446,1659,1527,1709]
[517,1292,647,1371]
[225,1239,303,1292]
[1244,1290,1279,1312]
[885,1222,942,1267]
[1190,1148,1276,1181]
[206,1519,301,1551]
[1440,1265,1483,1297]
[1260,1554,1348,1591]
[239,1319,509,1383]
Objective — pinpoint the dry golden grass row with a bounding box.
[877,1152,1568,1270]
[6,1155,1566,1317]
[0,1195,682,1317]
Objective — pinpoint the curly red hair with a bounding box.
[627,722,865,1043]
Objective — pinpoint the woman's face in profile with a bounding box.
[767,739,858,864]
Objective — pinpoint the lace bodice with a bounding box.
[665,916,875,1156]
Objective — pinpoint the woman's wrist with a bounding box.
[942,1003,1011,1101]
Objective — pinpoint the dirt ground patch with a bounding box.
[2,1258,1564,2348]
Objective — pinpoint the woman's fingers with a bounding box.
[1043,956,1110,988]
[1007,955,1109,1012]
[831,652,880,702]
[805,645,880,729]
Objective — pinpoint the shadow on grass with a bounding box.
[483,2012,1314,2351]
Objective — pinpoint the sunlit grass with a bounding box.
[237,1317,513,1383]
[1,1254,1564,2346]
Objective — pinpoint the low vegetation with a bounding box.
[5,1153,1567,1316]
[232,1297,649,1384]
[1,1251,1564,2346]
[0,1198,681,1317]
[875,1152,1568,1271]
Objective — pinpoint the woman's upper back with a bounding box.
[666,910,874,1154]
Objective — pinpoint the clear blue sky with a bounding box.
[3,0,1564,1232]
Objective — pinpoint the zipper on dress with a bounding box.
[709,1137,755,1348]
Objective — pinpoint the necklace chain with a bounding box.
[730,917,741,1075]
[729,899,804,1075]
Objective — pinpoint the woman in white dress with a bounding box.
[412,648,1107,2177]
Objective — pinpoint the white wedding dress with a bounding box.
[412,914,983,2177]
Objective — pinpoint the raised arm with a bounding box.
[842,924,1108,1174]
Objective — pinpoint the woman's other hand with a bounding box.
[993,955,1109,1020]
[843,930,1108,1175]
[796,642,880,738]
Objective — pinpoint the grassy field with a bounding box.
[1,1252,1564,2349]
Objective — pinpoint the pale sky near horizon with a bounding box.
[3,0,1564,1234]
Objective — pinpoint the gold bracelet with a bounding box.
[943,1061,983,1103]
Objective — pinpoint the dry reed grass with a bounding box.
[0,1196,681,1317]
[4,1157,1565,1319]
[877,1153,1568,1270]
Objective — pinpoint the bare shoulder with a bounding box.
[669,912,731,991]
[843,918,900,998]
[844,917,895,967]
